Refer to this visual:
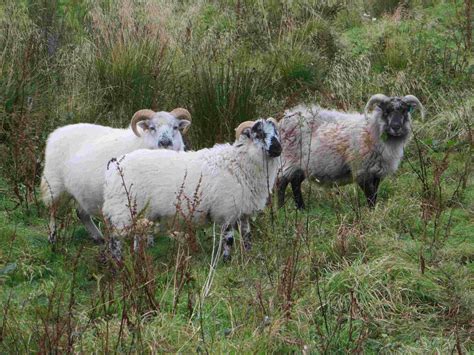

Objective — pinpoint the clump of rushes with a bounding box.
[188,60,273,147]
[90,1,173,123]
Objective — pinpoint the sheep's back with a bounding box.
[46,124,115,160]
[281,106,376,184]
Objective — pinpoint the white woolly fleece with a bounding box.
[103,138,280,230]
[41,112,187,216]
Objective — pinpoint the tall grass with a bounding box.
[0,3,52,208]
[90,1,174,124]
[188,61,274,147]
[0,0,472,352]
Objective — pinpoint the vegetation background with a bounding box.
[0,0,472,352]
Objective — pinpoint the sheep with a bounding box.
[102,118,282,261]
[41,108,192,243]
[277,94,424,209]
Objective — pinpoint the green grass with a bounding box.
[1,154,472,352]
[1,0,473,352]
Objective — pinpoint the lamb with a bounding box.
[102,118,282,261]
[277,94,424,209]
[41,108,191,243]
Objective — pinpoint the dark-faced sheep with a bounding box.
[277,94,424,209]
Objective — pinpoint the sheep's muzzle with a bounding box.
[268,137,282,157]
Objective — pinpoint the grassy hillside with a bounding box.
[0,0,472,352]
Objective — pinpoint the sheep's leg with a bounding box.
[132,234,154,251]
[47,195,71,244]
[146,222,168,247]
[358,176,381,208]
[369,177,381,207]
[133,236,139,252]
[48,206,58,244]
[290,169,306,210]
[147,235,155,247]
[277,176,290,208]
[109,235,122,261]
[76,208,104,243]
[42,176,59,244]
[222,226,234,262]
[240,217,252,251]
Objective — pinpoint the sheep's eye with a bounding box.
[149,126,156,131]
[173,126,178,130]
[255,130,265,140]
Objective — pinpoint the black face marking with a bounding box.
[379,98,411,137]
[252,121,265,140]
[225,235,234,246]
[246,119,282,157]
[268,136,282,157]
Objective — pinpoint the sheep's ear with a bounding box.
[407,102,419,111]
[138,120,154,131]
[178,119,191,133]
[241,127,252,138]
[377,101,388,111]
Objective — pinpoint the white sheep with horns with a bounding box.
[41,108,191,243]
[277,94,424,209]
[102,118,282,261]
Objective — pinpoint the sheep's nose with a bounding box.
[159,138,172,148]
[268,137,282,157]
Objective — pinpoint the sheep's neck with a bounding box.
[233,148,278,197]
[363,117,409,175]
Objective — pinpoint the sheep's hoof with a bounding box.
[97,248,108,266]
[93,236,105,245]
[109,238,122,261]
[295,203,305,210]
[147,235,155,247]
[223,254,232,263]
[244,239,252,251]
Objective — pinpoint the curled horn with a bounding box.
[235,121,255,140]
[402,95,425,120]
[364,94,390,120]
[170,108,191,121]
[130,109,155,137]
[170,108,192,134]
